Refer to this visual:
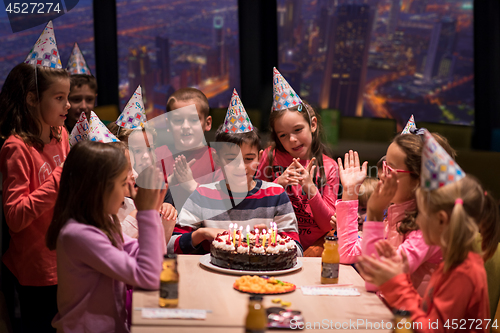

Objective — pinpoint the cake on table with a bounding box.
[210,224,297,271]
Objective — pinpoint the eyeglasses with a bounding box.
[382,161,414,175]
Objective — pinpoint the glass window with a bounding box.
[277,0,474,127]
[117,0,241,119]
[0,0,95,88]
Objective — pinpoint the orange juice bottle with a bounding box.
[321,235,339,284]
[159,254,179,307]
[393,309,413,332]
[245,295,267,333]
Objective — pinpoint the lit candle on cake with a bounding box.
[271,223,275,244]
[228,223,233,242]
[274,223,278,242]
[233,223,238,246]
[238,226,243,247]
[246,225,250,247]
[262,229,267,247]
[255,228,260,246]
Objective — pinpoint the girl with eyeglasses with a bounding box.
[336,133,456,295]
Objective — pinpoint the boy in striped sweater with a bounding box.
[167,90,302,255]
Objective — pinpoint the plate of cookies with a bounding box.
[233,275,296,294]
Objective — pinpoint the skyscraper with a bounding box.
[423,17,457,82]
[387,0,400,37]
[156,36,170,86]
[320,4,374,117]
[213,15,225,77]
[282,0,302,46]
[410,0,428,14]
[127,46,154,111]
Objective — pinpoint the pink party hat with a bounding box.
[421,130,465,190]
[401,115,416,134]
[89,111,119,143]
[69,112,90,147]
[24,21,62,69]
[116,85,146,129]
[66,43,92,75]
[222,89,253,133]
[272,67,302,112]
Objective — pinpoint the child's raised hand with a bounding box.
[134,165,167,212]
[173,155,197,192]
[375,241,410,274]
[292,157,318,199]
[330,214,337,230]
[277,160,303,188]
[337,150,368,201]
[356,253,406,286]
[366,170,398,222]
[159,203,177,221]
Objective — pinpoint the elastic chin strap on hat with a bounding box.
[409,127,426,136]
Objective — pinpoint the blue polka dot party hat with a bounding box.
[222,89,253,133]
[24,21,62,69]
[116,85,146,129]
[66,43,92,75]
[421,129,465,190]
[272,67,303,112]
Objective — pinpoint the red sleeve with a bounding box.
[381,271,486,333]
[308,157,339,232]
[171,226,194,254]
[0,140,62,233]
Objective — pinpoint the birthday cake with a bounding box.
[210,228,297,271]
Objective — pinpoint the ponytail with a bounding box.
[478,192,500,261]
[443,199,478,272]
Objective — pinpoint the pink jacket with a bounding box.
[336,199,442,295]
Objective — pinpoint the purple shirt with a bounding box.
[52,210,163,333]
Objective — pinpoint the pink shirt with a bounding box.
[0,130,69,286]
[52,210,163,333]
[336,199,442,294]
[256,148,339,250]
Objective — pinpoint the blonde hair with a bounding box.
[416,175,500,272]
[359,177,378,208]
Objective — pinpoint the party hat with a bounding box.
[89,111,119,143]
[221,89,253,133]
[421,130,465,190]
[401,115,416,134]
[272,67,303,112]
[66,43,92,75]
[69,112,90,147]
[24,21,62,69]
[116,85,146,129]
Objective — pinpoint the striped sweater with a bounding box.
[168,179,303,255]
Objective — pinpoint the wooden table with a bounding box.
[131,255,393,332]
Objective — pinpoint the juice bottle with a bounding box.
[393,309,413,333]
[321,235,339,284]
[159,254,179,308]
[245,295,267,333]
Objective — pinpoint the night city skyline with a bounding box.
[277,0,474,128]
[0,0,473,128]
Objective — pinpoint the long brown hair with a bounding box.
[266,102,329,188]
[416,175,500,272]
[46,141,128,250]
[0,63,69,150]
[393,133,457,235]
